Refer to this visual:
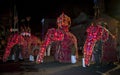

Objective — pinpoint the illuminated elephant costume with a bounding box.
[36,13,78,64]
[83,20,117,67]
[3,27,41,62]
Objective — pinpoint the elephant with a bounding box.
[3,32,41,62]
[83,23,117,67]
[36,13,78,64]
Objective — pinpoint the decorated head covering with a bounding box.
[57,12,71,28]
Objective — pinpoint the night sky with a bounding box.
[0,0,94,33]
[0,0,93,16]
[0,0,119,21]
[12,0,94,23]
[0,0,119,34]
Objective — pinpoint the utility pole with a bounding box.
[93,0,105,19]
[13,4,18,33]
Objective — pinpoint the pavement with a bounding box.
[0,56,120,75]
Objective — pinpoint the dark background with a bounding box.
[0,0,120,33]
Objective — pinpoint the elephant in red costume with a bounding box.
[36,13,78,64]
[83,20,117,67]
[3,28,41,62]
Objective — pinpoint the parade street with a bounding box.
[0,56,120,75]
[0,0,120,75]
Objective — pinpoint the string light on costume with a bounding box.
[21,32,31,36]
[36,28,64,63]
[3,34,21,61]
[57,12,71,28]
[20,26,31,37]
[83,24,109,66]
[36,13,76,64]
[3,31,41,62]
